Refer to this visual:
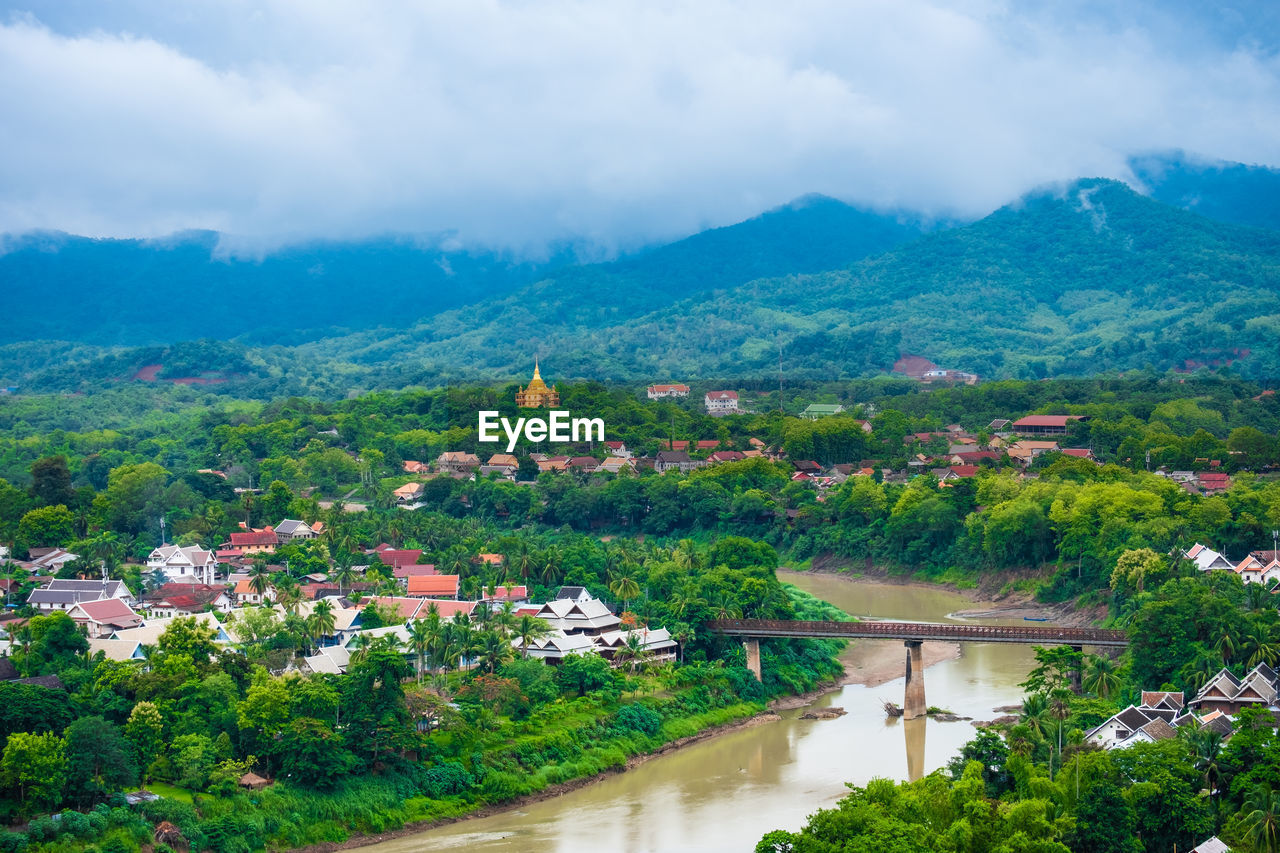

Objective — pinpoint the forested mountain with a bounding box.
[0,196,920,350]
[311,178,1280,383]
[4,166,1280,393]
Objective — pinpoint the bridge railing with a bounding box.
[706,618,1127,646]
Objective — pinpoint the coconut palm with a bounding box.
[406,618,433,683]
[1246,581,1273,612]
[1082,655,1122,700]
[1020,693,1050,739]
[248,560,272,599]
[1190,727,1224,803]
[1216,625,1238,665]
[477,630,513,674]
[515,614,552,658]
[1249,628,1280,669]
[1244,783,1280,853]
[275,582,303,616]
[309,599,336,646]
[331,563,357,595]
[609,571,641,613]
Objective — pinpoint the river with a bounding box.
[364,572,1039,853]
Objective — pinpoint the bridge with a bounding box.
[707,619,1128,719]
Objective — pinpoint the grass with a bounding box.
[146,781,195,803]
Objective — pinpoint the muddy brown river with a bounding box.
[362,572,1039,853]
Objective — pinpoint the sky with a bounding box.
[1,0,1278,253]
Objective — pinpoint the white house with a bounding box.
[274,519,318,541]
[1184,543,1235,572]
[146,544,217,585]
[28,579,133,612]
[704,390,740,415]
[647,384,690,400]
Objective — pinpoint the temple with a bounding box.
[515,361,560,408]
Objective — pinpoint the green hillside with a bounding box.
[307,179,1280,382]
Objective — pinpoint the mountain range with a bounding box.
[2,151,1278,393]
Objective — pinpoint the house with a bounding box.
[111,612,233,647]
[406,574,461,599]
[358,596,428,622]
[1192,664,1279,715]
[480,585,529,606]
[1198,472,1232,493]
[1114,717,1178,749]
[655,450,698,474]
[141,583,233,617]
[515,630,596,664]
[1010,415,1088,436]
[704,390,740,415]
[233,578,275,606]
[567,456,601,472]
[377,549,425,571]
[921,369,978,385]
[412,599,478,620]
[594,627,678,665]
[1192,838,1230,853]
[604,441,631,458]
[1235,555,1280,586]
[695,440,720,452]
[393,565,438,587]
[437,451,481,475]
[533,598,621,636]
[595,457,634,475]
[86,638,146,661]
[647,384,690,400]
[21,548,80,574]
[305,644,352,675]
[1005,440,1061,464]
[952,451,1002,465]
[476,553,504,567]
[1060,448,1099,463]
[402,460,428,474]
[393,482,425,503]
[274,519,317,541]
[225,530,279,556]
[146,544,218,585]
[1185,543,1236,572]
[801,403,846,419]
[28,579,132,612]
[556,586,594,603]
[663,440,691,451]
[1085,705,1165,749]
[67,598,143,638]
[536,456,569,473]
[792,460,823,476]
[988,419,1012,431]
[481,454,519,477]
[709,450,746,464]
[1138,691,1186,721]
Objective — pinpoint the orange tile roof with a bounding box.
[406,575,461,598]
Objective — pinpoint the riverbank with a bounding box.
[791,560,1106,627]
[290,708,783,853]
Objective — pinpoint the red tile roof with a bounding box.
[412,600,478,619]
[377,549,424,569]
[406,575,461,598]
[393,564,437,579]
[74,598,142,626]
[948,465,980,478]
[1012,415,1082,428]
[230,531,278,547]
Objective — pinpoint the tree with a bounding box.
[609,571,641,612]
[406,617,432,682]
[275,718,354,790]
[1083,655,1123,700]
[515,613,552,658]
[1245,783,1280,853]
[29,456,75,508]
[1110,548,1166,597]
[16,504,74,553]
[63,716,137,805]
[558,652,613,697]
[309,599,337,645]
[477,630,514,674]
[1,731,66,812]
[18,611,88,676]
[1070,778,1142,853]
[157,615,219,662]
[126,701,165,779]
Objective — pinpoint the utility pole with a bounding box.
[159,515,166,546]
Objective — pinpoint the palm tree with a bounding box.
[1020,693,1050,739]
[1216,625,1238,665]
[309,599,336,647]
[477,630,513,674]
[1190,727,1224,806]
[1246,582,1273,612]
[331,564,357,595]
[1082,655,1122,699]
[275,582,303,616]
[515,614,552,657]
[609,572,641,613]
[1048,688,1073,771]
[1244,783,1280,853]
[515,546,535,583]
[248,560,272,599]
[1249,628,1280,669]
[406,618,432,683]
[616,632,648,675]
[539,546,563,587]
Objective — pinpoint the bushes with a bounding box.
[613,705,661,737]
[420,762,473,798]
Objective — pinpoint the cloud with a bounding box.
[0,0,1278,252]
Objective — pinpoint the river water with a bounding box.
[367,572,1038,853]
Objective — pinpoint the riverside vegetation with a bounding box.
[4,374,1280,850]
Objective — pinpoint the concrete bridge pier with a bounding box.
[903,640,926,720]
[744,639,761,681]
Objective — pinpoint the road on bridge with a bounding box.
[707,618,1128,646]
